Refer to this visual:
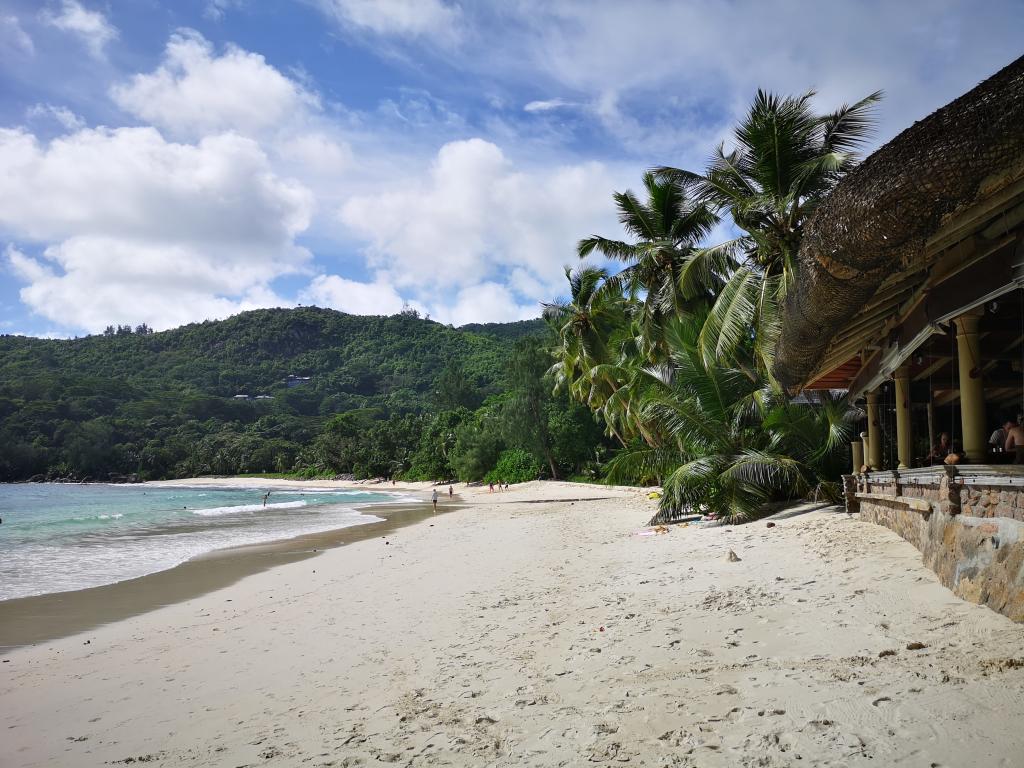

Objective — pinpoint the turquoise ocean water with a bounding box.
[0,484,419,600]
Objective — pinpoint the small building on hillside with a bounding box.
[284,375,312,388]
[232,394,251,400]
[774,55,1024,620]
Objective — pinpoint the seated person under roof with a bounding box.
[1006,421,1024,463]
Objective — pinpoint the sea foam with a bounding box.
[0,485,395,600]
[191,500,307,517]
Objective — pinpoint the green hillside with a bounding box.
[0,308,598,482]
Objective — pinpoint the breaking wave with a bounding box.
[190,500,307,517]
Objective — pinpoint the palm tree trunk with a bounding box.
[545,449,559,480]
[608,424,628,449]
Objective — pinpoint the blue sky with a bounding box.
[1,0,1022,337]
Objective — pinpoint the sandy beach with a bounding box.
[3,479,1024,767]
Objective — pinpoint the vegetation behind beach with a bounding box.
[0,307,609,483]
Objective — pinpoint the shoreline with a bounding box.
[3,483,1024,766]
[0,479,444,649]
[1,477,618,652]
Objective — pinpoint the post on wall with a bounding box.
[866,390,883,469]
[954,310,986,463]
[851,439,864,474]
[894,365,912,468]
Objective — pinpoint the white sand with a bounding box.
[3,480,1024,767]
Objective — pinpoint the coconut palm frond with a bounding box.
[603,443,688,486]
[699,268,758,366]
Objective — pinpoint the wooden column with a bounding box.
[866,390,883,470]
[851,440,864,474]
[926,399,935,462]
[955,312,987,463]
[894,365,912,468]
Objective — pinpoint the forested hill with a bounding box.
[0,308,563,482]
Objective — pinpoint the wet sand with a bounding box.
[0,500,444,650]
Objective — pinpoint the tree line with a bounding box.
[0,309,608,483]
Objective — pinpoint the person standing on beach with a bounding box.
[431,488,438,512]
[448,485,453,498]
[262,491,271,507]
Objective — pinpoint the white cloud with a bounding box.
[111,29,320,141]
[377,88,465,129]
[311,1,1024,159]
[523,98,576,113]
[41,1,117,59]
[339,138,624,311]
[7,244,48,282]
[301,273,411,316]
[276,132,351,175]
[0,15,34,57]
[15,3,1014,334]
[26,103,85,132]
[314,0,461,41]
[430,282,538,326]
[203,0,243,21]
[8,242,294,332]
[0,127,313,332]
[109,29,352,240]
[301,272,539,325]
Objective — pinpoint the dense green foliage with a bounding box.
[549,88,873,521]
[601,318,851,520]
[0,308,607,482]
[486,449,541,485]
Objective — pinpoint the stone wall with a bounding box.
[846,466,1024,622]
[960,487,1024,521]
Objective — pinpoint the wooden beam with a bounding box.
[925,176,1024,255]
[913,355,952,382]
[816,336,879,379]
[830,300,910,347]
[814,231,1021,389]
[846,239,1021,397]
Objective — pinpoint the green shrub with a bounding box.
[485,448,540,484]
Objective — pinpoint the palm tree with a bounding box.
[657,89,882,371]
[543,265,623,396]
[603,317,853,523]
[577,172,719,362]
[543,266,631,443]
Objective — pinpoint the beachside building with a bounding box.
[774,55,1024,620]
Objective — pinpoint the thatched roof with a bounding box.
[773,55,1024,391]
